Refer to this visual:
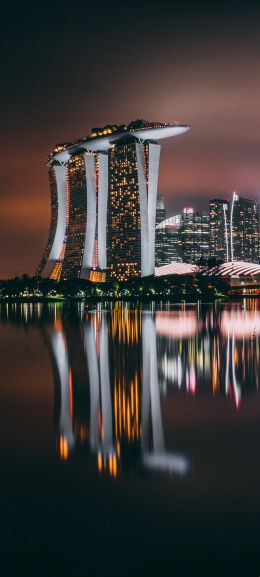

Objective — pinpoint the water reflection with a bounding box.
[157,304,260,407]
[1,300,260,477]
[49,307,190,477]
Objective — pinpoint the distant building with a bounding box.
[155,209,210,266]
[180,208,210,264]
[209,199,230,262]
[230,192,259,263]
[155,217,182,266]
[156,194,166,226]
[155,195,166,266]
[209,193,259,264]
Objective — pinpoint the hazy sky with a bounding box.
[1,1,260,276]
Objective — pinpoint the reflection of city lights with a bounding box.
[161,355,182,387]
[69,369,73,419]
[97,451,118,478]
[59,436,69,460]
[221,311,260,337]
[190,366,196,395]
[156,311,199,338]
[34,302,258,476]
[143,452,189,475]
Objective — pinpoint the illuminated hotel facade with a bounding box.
[37,120,189,281]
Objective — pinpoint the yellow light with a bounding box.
[97,452,102,472]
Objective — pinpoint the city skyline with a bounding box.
[155,192,260,267]
[38,120,189,281]
[1,2,260,277]
[2,4,260,575]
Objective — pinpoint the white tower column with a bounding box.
[81,152,109,278]
[42,164,67,277]
[147,143,161,274]
[97,154,109,269]
[81,154,96,277]
[136,143,161,277]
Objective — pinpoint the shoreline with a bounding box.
[0,294,258,304]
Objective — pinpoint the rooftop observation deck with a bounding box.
[48,119,190,164]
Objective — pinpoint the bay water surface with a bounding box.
[0,300,260,576]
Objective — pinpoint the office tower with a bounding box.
[155,216,182,266]
[209,199,230,263]
[230,192,259,263]
[156,195,166,226]
[37,120,190,281]
[155,195,166,266]
[180,208,210,264]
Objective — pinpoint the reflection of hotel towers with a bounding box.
[49,309,188,476]
[141,315,188,473]
[37,120,190,282]
[1,303,259,415]
[50,324,75,459]
[109,307,142,459]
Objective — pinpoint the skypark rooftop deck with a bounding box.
[49,119,190,164]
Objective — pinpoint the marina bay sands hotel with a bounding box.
[37,120,190,281]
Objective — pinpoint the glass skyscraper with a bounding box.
[230,192,259,263]
[156,195,166,226]
[209,193,259,264]
[155,215,182,266]
[155,209,210,266]
[180,208,210,264]
[209,198,230,263]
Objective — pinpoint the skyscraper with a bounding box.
[180,208,210,264]
[156,195,166,226]
[37,120,190,281]
[155,209,210,266]
[209,199,230,262]
[155,216,182,266]
[230,192,259,263]
[155,195,167,266]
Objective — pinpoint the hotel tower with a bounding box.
[37,120,190,281]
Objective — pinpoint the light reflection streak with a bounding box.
[156,311,199,338]
[156,305,259,405]
[221,310,260,337]
[50,327,75,458]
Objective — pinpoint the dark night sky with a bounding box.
[1,1,260,277]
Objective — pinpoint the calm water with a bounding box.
[0,300,260,576]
